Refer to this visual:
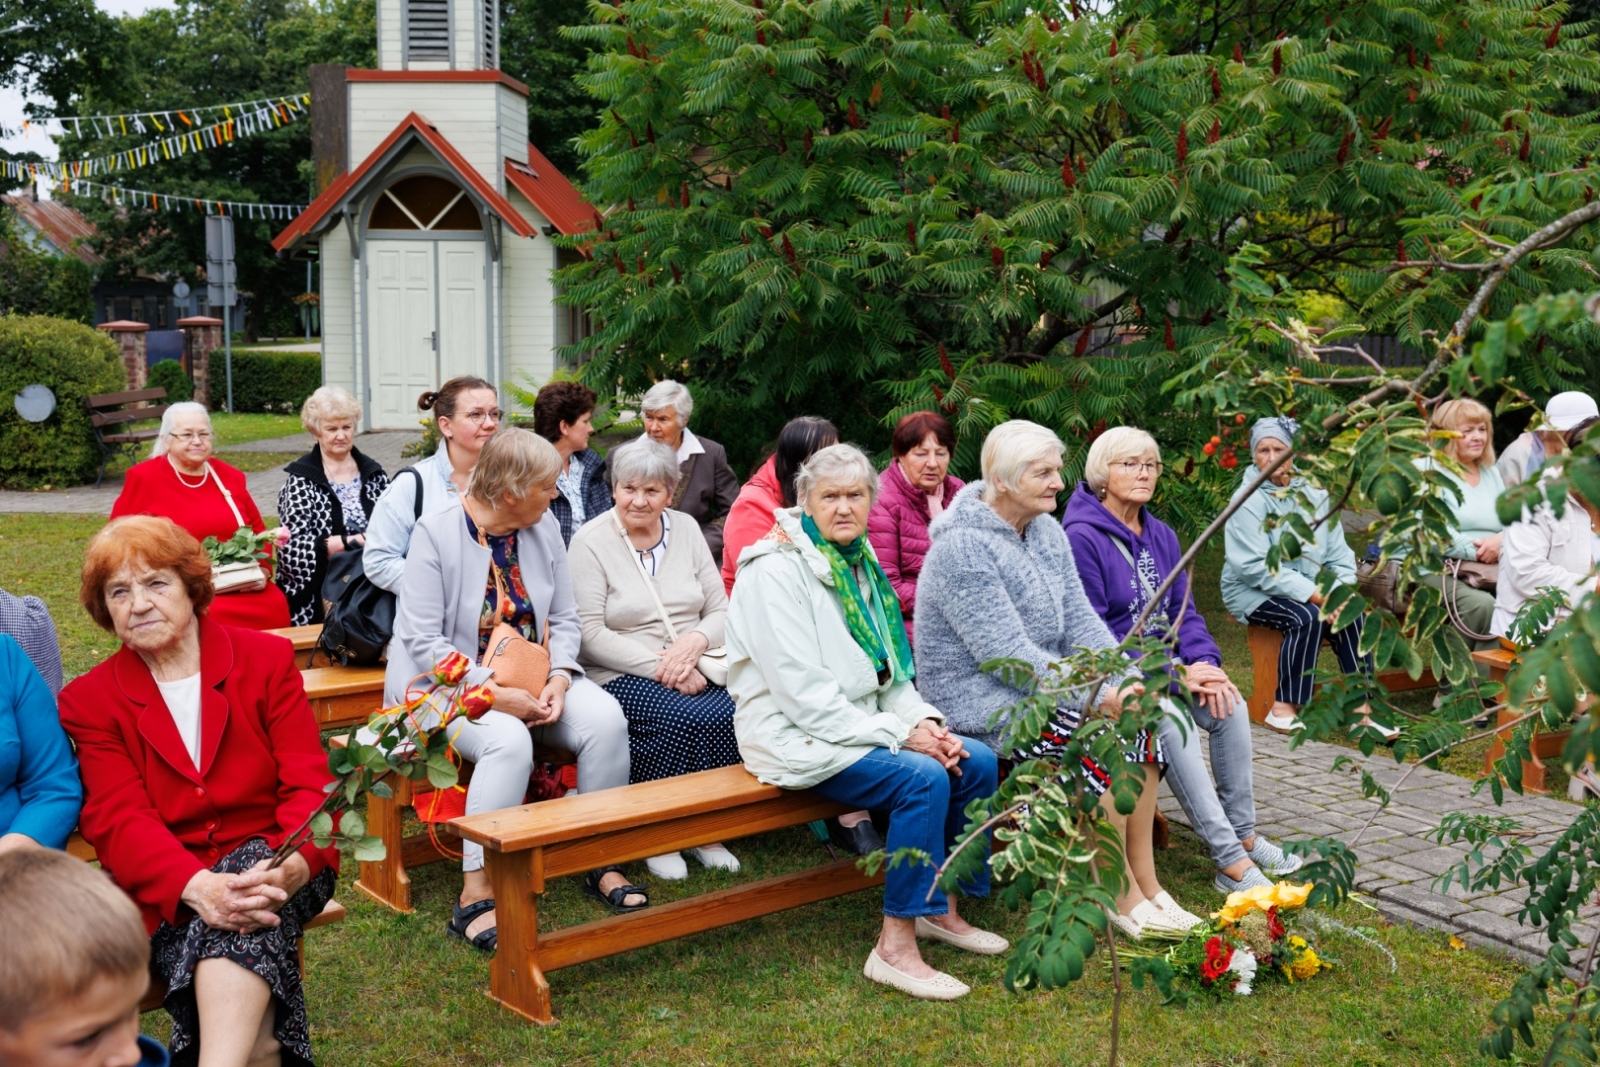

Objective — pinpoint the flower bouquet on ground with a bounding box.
[1123,881,1333,1002]
[266,651,494,869]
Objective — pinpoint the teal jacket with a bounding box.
[1220,475,1358,621]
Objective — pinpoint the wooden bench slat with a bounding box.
[268,625,323,651]
[91,406,170,429]
[536,857,883,974]
[100,431,162,445]
[302,665,387,698]
[451,766,787,852]
[86,387,168,407]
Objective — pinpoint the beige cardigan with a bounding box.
[568,507,729,686]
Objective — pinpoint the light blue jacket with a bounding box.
[1220,475,1358,621]
[362,442,461,594]
[0,634,81,848]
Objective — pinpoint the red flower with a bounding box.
[1200,936,1234,983]
[459,684,496,721]
[1266,905,1286,941]
[435,651,471,686]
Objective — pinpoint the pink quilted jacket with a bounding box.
[867,460,964,643]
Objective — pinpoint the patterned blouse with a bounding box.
[330,477,368,536]
[464,510,536,656]
[555,452,591,529]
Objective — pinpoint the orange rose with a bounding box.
[435,651,472,686]
[459,684,495,721]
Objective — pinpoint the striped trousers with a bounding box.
[1246,596,1372,706]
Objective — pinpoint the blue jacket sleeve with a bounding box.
[4,638,81,848]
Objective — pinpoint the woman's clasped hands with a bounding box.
[180,851,311,933]
[485,673,571,726]
[903,718,970,774]
[655,631,710,695]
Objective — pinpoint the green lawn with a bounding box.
[0,515,1552,1063]
[208,412,303,446]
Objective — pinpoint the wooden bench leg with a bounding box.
[485,847,553,1025]
[355,776,414,913]
[1245,625,1281,725]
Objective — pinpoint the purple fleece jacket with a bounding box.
[1061,482,1222,666]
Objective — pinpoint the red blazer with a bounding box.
[58,618,338,933]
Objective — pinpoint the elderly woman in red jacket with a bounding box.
[867,411,963,644]
[59,516,338,1067]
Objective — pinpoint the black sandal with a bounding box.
[583,866,649,912]
[447,898,499,952]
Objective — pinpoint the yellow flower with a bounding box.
[1211,881,1314,926]
[1283,946,1325,982]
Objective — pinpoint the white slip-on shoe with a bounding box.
[1105,909,1144,941]
[1263,709,1303,734]
[914,916,1010,955]
[1130,899,1187,939]
[1352,717,1400,742]
[646,852,689,880]
[863,948,970,1000]
[1151,892,1206,933]
[688,843,741,872]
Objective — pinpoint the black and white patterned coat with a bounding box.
[274,446,388,625]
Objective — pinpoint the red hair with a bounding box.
[80,516,214,632]
[891,410,956,458]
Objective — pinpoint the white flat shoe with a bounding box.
[646,852,688,880]
[1129,898,1186,938]
[688,843,741,872]
[1263,709,1303,734]
[863,948,969,1000]
[914,916,1010,955]
[1352,718,1400,742]
[1151,891,1205,933]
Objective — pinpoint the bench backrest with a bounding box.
[85,387,170,431]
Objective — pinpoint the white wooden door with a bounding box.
[368,241,437,429]
[437,244,488,384]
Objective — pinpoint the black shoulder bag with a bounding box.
[316,467,424,667]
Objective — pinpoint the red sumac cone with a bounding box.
[1407,44,1415,66]
[1336,128,1352,165]
[782,233,797,263]
[613,254,626,275]
[680,182,689,207]
[1396,238,1407,262]
[847,100,862,128]
[1232,41,1243,62]
[1074,324,1092,356]
[907,219,917,248]
[1376,115,1393,140]
[939,342,955,379]
[804,128,813,156]
[760,225,773,238]
[1546,20,1561,48]
[646,122,655,143]
[1211,67,1222,100]
[1109,36,1118,57]
[1062,158,1076,188]
[991,246,1004,268]
[671,263,682,283]
[1520,129,1531,161]
[1272,46,1282,74]
[756,25,766,44]
[1040,248,1053,269]
[1208,117,1221,143]
[882,2,890,25]
[1164,317,1176,351]
[1470,194,1483,211]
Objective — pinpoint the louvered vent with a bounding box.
[483,0,497,68]
[406,0,449,60]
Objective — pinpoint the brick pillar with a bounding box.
[177,316,223,409]
[97,320,150,390]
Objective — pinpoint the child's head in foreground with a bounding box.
[0,848,154,1067]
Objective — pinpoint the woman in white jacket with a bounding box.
[1493,417,1600,639]
[726,444,1003,1002]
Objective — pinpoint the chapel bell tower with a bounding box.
[377,0,499,72]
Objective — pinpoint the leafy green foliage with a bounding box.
[147,358,195,403]
[502,0,601,174]
[209,349,320,413]
[0,207,94,323]
[0,313,125,489]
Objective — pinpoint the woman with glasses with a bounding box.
[1063,427,1300,897]
[364,377,503,594]
[110,402,292,629]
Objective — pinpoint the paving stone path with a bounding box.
[0,431,422,515]
[1158,724,1597,967]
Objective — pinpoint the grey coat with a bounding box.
[384,500,584,705]
[914,481,1126,753]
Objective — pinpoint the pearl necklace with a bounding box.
[168,457,208,489]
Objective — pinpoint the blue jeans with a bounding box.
[810,739,998,919]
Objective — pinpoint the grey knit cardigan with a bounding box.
[913,481,1127,754]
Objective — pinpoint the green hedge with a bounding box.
[147,359,194,403]
[0,315,126,489]
[208,350,320,413]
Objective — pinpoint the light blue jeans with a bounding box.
[1159,697,1257,870]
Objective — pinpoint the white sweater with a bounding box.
[1492,488,1596,636]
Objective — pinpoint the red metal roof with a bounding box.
[504,144,597,238]
[2,194,102,264]
[271,112,536,252]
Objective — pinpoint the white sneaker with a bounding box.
[1151,891,1206,933]
[1263,708,1303,734]
[646,852,688,880]
[688,843,741,872]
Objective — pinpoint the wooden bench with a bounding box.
[448,765,883,1025]
[1473,646,1576,795]
[1244,624,1437,724]
[267,624,324,668]
[66,831,346,1012]
[301,665,387,730]
[85,387,170,488]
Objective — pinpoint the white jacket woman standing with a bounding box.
[1492,481,1600,636]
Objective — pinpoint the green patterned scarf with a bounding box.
[800,513,916,684]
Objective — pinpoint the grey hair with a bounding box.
[795,443,879,507]
[640,380,694,423]
[980,420,1065,498]
[150,402,213,458]
[467,428,562,505]
[1083,426,1160,493]
[300,386,362,436]
[608,438,681,493]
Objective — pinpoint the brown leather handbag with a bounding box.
[476,531,552,695]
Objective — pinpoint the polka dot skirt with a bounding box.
[602,674,743,785]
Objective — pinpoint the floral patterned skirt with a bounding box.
[1015,703,1164,797]
[151,838,336,1066]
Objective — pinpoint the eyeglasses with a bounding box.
[460,409,503,425]
[170,431,213,443]
[1113,460,1163,475]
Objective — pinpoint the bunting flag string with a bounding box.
[53,176,306,220]
[20,93,310,141]
[1,95,311,183]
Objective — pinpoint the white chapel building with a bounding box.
[273,0,593,430]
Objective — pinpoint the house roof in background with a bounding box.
[2,194,101,265]
[504,144,596,238]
